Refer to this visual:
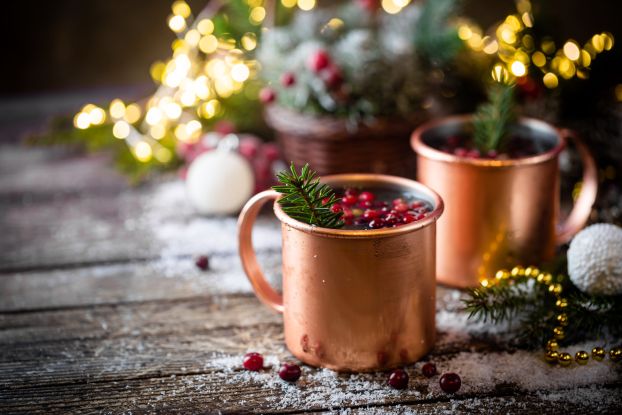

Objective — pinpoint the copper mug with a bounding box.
[411,115,598,288]
[238,174,444,371]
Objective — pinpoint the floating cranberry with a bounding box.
[369,218,385,229]
[307,50,330,73]
[259,87,276,104]
[243,352,264,371]
[279,363,302,382]
[281,72,296,87]
[344,188,358,197]
[467,149,481,159]
[387,368,409,390]
[330,204,342,214]
[402,214,415,224]
[384,213,399,226]
[363,209,379,221]
[321,197,330,205]
[486,150,498,159]
[342,194,358,206]
[359,191,375,203]
[411,200,424,209]
[454,148,468,157]
[359,200,373,209]
[195,255,209,271]
[446,135,461,148]
[422,362,437,377]
[392,198,404,206]
[394,203,409,213]
[439,372,461,393]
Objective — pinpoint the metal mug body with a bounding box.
[238,174,444,371]
[411,115,597,288]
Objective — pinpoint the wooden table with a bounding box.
[1,146,621,414]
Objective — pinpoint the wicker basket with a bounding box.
[265,106,425,178]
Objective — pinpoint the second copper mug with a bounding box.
[238,174,444,371]
[411,115,598,288]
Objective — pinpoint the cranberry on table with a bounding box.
[439,372,461,393]
[278,363,302,382]
[421,362,437,377]
[387,368,409,389]
[195,255,209,271]
[242,352,264,371]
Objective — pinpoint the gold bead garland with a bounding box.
[482,265,621,367]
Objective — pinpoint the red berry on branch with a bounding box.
[281,72,296,87]
[259,87,276,104]
[195,255,209,271]
[421,362,437,377]
[322,65,343,89]
[243,352,264,371]
[387,368,409,389]
[278,363,302,382]
[307,50,330,73]
[439,372,461,393]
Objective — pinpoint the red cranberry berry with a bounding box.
[392,198,404,206]
[195,255,209,271]
[394,203,409,213]
[259,87,276,104]
[322,66,343,89]
[330,203,342,214]
[243,352,264,371]
[358,191,375,203]
[342,194,358,206]
[307,50,330,73]
[384,213,399,226]
[280,72,296,87]
[454,148,468,157]
[486,150,498,159]
[439,372,461,393]
[421,362,437,377]
[344,188,358,197]
[359,200,373,209]
[387,368,409,390]
[363,209,379,221]
[411,200,424,209]
[369,218,385,229]
[467,149,481,159]
[279,363,302,382]
[321,197,331,205]
[402,214,415,224]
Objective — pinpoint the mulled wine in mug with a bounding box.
[238,174,444,371]
[411,115,597,288]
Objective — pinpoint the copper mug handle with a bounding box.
[555,129,598,244]
[238,190,284,313]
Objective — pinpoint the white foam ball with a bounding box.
[567,223,622,295]
[186,150,254,215]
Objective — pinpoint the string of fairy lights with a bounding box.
[73,0,615,164]
[459,0,614,87]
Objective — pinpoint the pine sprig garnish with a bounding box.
[272,163,344,229]
[473,83,516,153]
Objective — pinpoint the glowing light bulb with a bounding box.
[532,51,546,67]
[88,107,106,125]
[150,124,166,140]
[543,72,559,89]
[184,29,201,47]
[168,15,186,33]
[298,0,316,11]
[146,107,163,125]
[241,33,257,51]
[109,99,126,119]
[381,0,401,14]
[458,25,473,41]
[231,63,250,82]
[197,19,214,35]
[74,112,90,129]
[563,41,580,61]
[164,102,182,120]
[134,141,152,162]
[112,121,130,139]
[510,61,526,77]
[199,35,218,54]
[172,1,191,18]
[124,104,142,123]
[249,7,266,24]
[281,0,297,8]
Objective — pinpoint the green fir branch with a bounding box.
[473,83,516,153]
[463,273,622,349]
[272,163,344,229]
[414,0,463,66]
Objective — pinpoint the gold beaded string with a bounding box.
[482,265,622,367]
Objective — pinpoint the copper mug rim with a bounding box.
[272,173,444,239]
[411,114,566,168]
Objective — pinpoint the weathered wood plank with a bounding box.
[0,292,620,414]
[0,252,282,312]
[0,180,281,272]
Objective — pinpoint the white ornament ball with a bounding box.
[567,223,622,295]
[186,150,254,215]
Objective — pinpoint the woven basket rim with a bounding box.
[264,105,426,140]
